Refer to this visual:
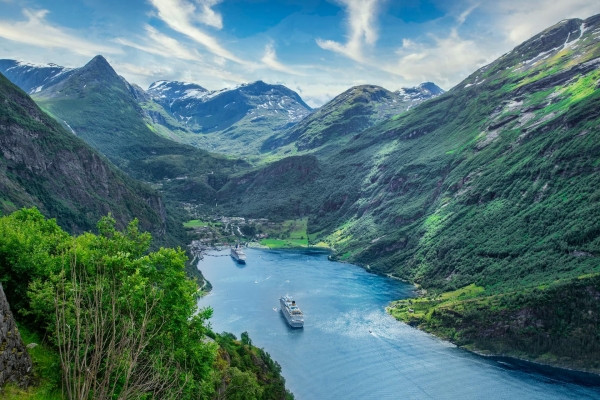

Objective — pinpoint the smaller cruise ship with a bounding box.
[279,295,304,328]
[230,244,246,263]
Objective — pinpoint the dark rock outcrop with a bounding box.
[0,284,32,389]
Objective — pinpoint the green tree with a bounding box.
[0,209,217,399]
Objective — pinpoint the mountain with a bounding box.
[8,55,249,204]
[218,14,600,371]
[261,82,444,156]
[147,80,208,104]
[145,79,312,156]
[0,71,167,235]
[0,59,75,94]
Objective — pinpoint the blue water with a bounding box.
[197,249,600,399]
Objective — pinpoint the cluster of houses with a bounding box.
[187,216,275,250]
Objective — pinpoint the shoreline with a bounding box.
[385,303,600,380]
[463,346,600,380]
[386,302,600,380]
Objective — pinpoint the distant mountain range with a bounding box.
[3,55,248,205]
[4,12,599,372]
[145,79,312,155]
[0,58,444,159]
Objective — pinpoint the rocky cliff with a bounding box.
[0,283,32,389]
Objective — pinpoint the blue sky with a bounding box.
[0,0,599,106]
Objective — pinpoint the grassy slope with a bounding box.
[2,323,63,399]
[259,218,310,248]
[389,275,600,373]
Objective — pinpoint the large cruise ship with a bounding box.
[279,295,304,328]
[230,244,246,263]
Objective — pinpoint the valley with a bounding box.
[1,4,600,399]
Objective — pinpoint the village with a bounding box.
[185,214,316,260]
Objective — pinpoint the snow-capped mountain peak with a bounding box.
[0,59,75,94]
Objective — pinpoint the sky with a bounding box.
[0,0,599,107]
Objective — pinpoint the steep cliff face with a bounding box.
[0,72,166,234]
[0,283,32,389]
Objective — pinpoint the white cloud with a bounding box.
[483,0,600,45]
[148,0,246,64]
[382,1,600,91]
[316,0,381,62]
[388,28,493,89]
[195,0,224,29]
[0,9,120,57]
[112,62,171,78]
[261,42,304,76]
[116,25,203,62]
[378,5,492,89]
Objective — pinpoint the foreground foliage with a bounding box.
[0,208,291,399]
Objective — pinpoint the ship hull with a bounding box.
[230,254,246,264]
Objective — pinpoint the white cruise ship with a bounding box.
[279,295,304,328]
[230,244,246,263]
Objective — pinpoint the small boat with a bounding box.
[255,280,258,284]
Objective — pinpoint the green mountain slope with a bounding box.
[218,15,600,370]
[31,56,248,203]
[321,15,600,287]
[217,155,322,218]
[261,83,444,158]
[0,72,166,235]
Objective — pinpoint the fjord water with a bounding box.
[198,249,600,399]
